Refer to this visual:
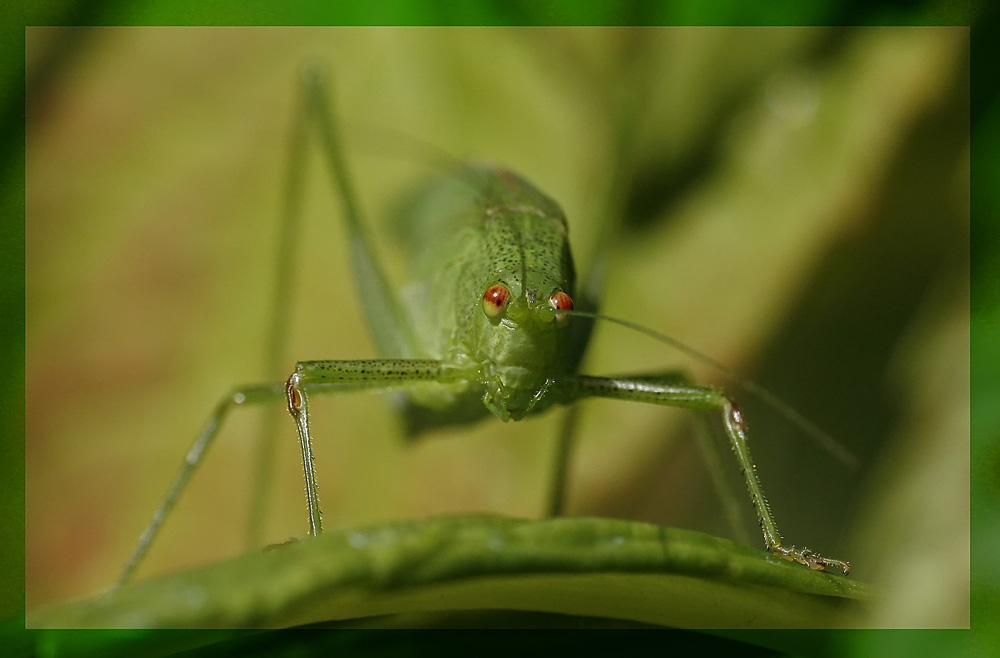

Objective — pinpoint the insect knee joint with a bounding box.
[285,374,303,417]
[725,396,749,438]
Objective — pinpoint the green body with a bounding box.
[388,166,579,431]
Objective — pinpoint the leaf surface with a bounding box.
[30,515,870,631]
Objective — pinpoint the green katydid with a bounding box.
[115,67,850,590]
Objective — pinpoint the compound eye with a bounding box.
[482,284,510,321]
[549,290,574,322]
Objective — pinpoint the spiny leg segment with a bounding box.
[116,359,457,589]
[284,358,461,538]
[554,373,850,574]
[252,65,424,551]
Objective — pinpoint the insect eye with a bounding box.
[482,284,510,321]
[549,291,574,322]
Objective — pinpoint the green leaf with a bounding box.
[29,515,870,631]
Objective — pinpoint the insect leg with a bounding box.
[300,66,419,359]
[545,408,579,517]
[554,373,850,574]
[284,358,461,538]
[246,67,427,548]
[547,371,749,543]
[115,382,287,590]
[245,65,313,551]
[688,407,753,545]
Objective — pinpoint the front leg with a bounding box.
[555,373,850,575]
[284,358,462,537]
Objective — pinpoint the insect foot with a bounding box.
[771,544,851,575]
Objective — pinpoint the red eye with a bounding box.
[482,284,510,320]
[549,291,573,322]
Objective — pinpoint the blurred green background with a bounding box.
[15,14,982,651]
